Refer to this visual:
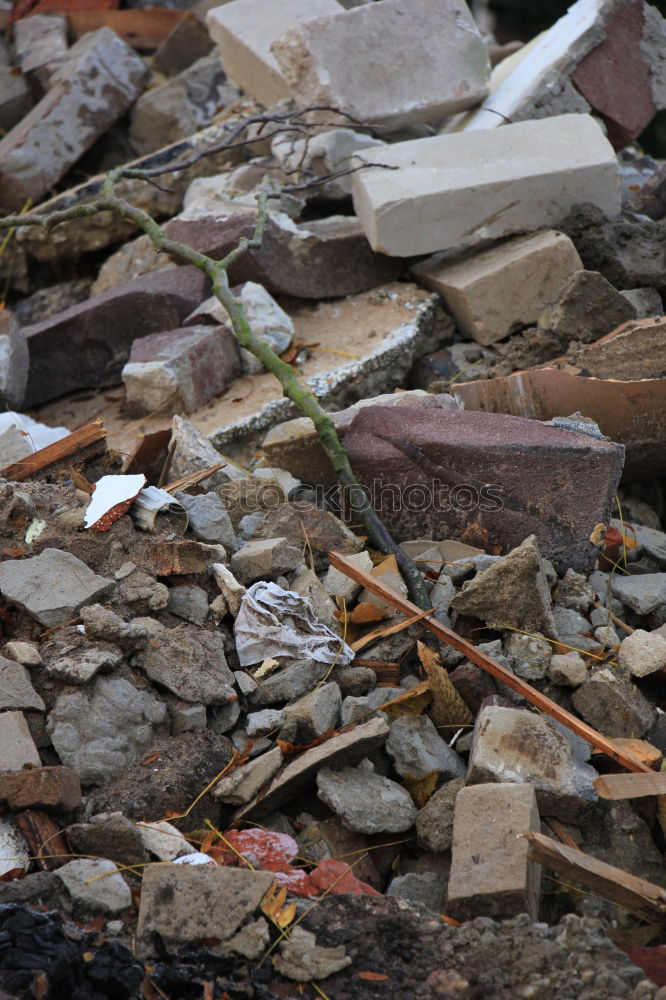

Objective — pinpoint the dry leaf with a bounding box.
[350,602,389,624]
[417,641,473,728]
[402,770,440,808]
[261,882,296,929]
[381,681,432,721]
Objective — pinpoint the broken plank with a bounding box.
[164,463,225,494]
[0,420,106,482]
[328,550,652,775]
[594,772,666,800]
[14,809,69,871]
[524,831,666,924]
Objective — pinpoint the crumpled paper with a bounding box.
[234,581,353,668]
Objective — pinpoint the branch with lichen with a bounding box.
[0,164,429,609]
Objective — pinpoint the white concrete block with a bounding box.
[351,114,620,257]
[272,0,490,131]
[413,230,583,345]
[206,0,340,107]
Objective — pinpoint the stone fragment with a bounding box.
[549,651,588,687]
[288,565,339,632]
[317,764,417,834]
[235,717,388,819]
[80,605,152,652]
[452,0,666,148]
[0,655,44,713]
[91,234,174,297]
[447,783,541,921]
[468,706,598,821]
[272,0,489,130]
[248,658,331,708]
[175,492,237,550]
[386,871,444,914]
[553,568,596,613]
[169,702,207,734]
[167,584,209,626]
[0,44,33,134]
[135,820,192,861]
[0,766,80,812]
[503,632,552,682]
[551,607,597,654]
[273,926,351,982]
[122,324,241,417]
[129,53,239,157]
[416,776,465,853]
[211,562,246,617]
[340,688,403,727]
[5,641,41,667]
[345,408,623,574]
[325,550,373,602]
[283,682,341,742]
[0,310,28,411]
[231,537,303,584]
[56,858,131,915]
[252,502,363,573]
[352,114,619,258]
[13,14,68,90]
[154,11,214,77]
[65,813,147,867]
[0,28,147,212]
[246,709,285,738]
[386,716,466,782]
[272,127,386,200]
[133,625,236,705]
[612,574,666,615]
[136,863,274,958]
[414,230,582,346]
[452,536,555,637]
[165,210,402,300]
[44,643,122,685]
[572,668,656,738]
[234,282,294,375]
[47,677,168,785]
[0,712,41,771]
[206,0,340,106]
[23,266,209,408]
[0,548,113,629]
[537,270,635,345]
[212,746,283,805]
[619,629,666,678]
[620,287,664,318]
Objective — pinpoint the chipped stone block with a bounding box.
[0,310,28,410]
[122,324,241,417]
[344,407,624,574]
[447,783,541,921]
[0,711,41,770]
[129,53,239,157]
[57,858,131,915]
[13,14,68,91]
[0,27,147,212]
[272,0,489,130]
[0,549,113,628]
[23,266,209,408]
[212,746,283,805]
[468,706,598,821]
[205,0,340,106]
[136,864,275,958]
[572,668,656,738]
[351,114,620,258]
[537,269,636,345]
[317,764,417,834]
[413,231,583,346]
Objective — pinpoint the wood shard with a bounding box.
[0,420,106,482]
[594,772,666,800]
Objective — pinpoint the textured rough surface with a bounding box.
[344,407,624,573]
[413,230,583,346]
[133,625,236,705]
[0,549,113,628]
[572,668,656,738]
[618,629,666,678]
[352,114,620,257]
[0,659,44,712]
[23,267,209,408]
[56,859,131,916]
[467,706,598,821]
[386,715,466,781]
[317,764,417,834]
[0,28,147,212]
[136,863,275,958]
[272,0,489,129]
[447,783,541,921]
[0,310,28,410]
[0,712,41,771]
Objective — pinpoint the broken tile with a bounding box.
[0,28,147,212]
[206,0,341,106]
[413,230,583,346]
[351,114,619,257]
[272,0,489,129]
[122,324,241,417]
[447,783,541,921]
[136,863,274,958]
[0,549,113,628]
[467,706,598,821]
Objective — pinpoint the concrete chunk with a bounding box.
[272,0,490,130]
[0,712,41,771]
[57,858,131,915]
[351,114,620,257]
[414,231,583,346]
[13,14,68,90]
[0,549,113,628]
[205,0,340,106]
[0,27,147,212]
[447,783,541,921]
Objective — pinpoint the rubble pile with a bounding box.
[1,0,666,997]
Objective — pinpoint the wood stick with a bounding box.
[524,831,666,923]
[164,463,225,494]
[0,420,106,482]
[14,810,69,872]
[327,551,651,775]
[594,772,666,799]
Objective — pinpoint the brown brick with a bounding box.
[0,766,81,812]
